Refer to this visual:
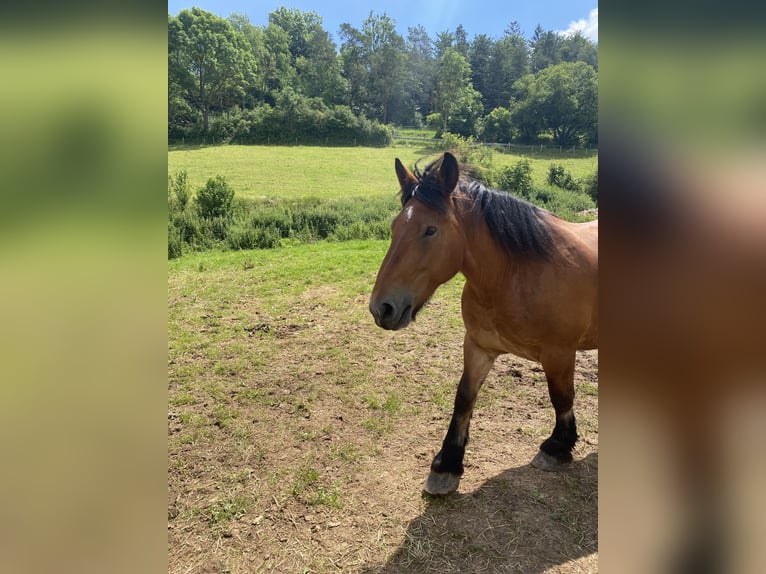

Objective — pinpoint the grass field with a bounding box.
[168,242,598,573]
[167,143,598,202]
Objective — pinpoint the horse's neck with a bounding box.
[458,216,519,290]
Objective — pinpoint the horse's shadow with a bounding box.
[363,452,598,573]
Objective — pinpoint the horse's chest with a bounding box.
[462,306,542,362]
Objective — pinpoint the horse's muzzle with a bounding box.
[369,294,414,330]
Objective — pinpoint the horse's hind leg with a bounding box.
[531,351,579,471]
[424,336,496,495]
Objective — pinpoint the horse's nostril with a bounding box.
[380,302,395,319]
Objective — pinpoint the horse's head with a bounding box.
[369,152,465,330]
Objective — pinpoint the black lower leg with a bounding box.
[540,411,578,462]
[431,417,469,475]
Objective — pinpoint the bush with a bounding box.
[547,163,581,192]
[584,169,598,204]
[195,176,235,219]
[425,112,442,132]
[496,159,533,198]
[167,176,402,258]
[227,224,281,250]
[169,170,190,211]
[534,186,595,218]
[168,222,184,259]
[481,107,514,143]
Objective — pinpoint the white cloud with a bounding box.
[558,8,598,42]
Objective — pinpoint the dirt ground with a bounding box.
[168,271,598,573]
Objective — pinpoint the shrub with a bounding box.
[535,186,595,218]
[584,169,598,204]
[425,112,442,131]
[170,170,190,211]
[496,159,533,198]
[168,222,184,259]
[227,224,281,250]
[195,176,235,219]
[547,163,581,192]
[481,107,514,143]
[167,180,402,258]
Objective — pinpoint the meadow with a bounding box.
[168,143,598,202]
[168,143,599,572]
[168,142,597,258]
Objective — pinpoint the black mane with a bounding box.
[400,158,553,258]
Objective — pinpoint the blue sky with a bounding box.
[167,1,598,43]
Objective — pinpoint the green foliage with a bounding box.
[496,159,533,198]
[547,163,582,192]
[512,61,598,145]
[195,176,235,219]
[533,185,595,218]
[432,132,493,168]
[584,169,598,204]
[480,107,514,143]
[203,96,393,147]
[169,169,190,209]
[168,222,184,259]
[434,47,475,132]
[446,86,484,137]
[168,7,598,144]
[491,158,596,219]
[170,8,257,132]
[167,169,400,258]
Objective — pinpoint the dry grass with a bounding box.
[168,242,597,573]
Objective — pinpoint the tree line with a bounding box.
[168,7,598,146]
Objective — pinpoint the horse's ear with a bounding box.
[439,152,459,195]
[395,158,418,190]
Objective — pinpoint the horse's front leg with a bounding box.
[424,336,496,495]
[531,351,579,471]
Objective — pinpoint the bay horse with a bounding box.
[369,152,598,495]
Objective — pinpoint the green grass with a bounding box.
[168,143,597,203]
[168,143,596,259]
[168,240,389,312]
[168,144,425,201]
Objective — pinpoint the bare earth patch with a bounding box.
[169,255,597,573]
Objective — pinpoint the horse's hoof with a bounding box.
[531,450,571,472]
[423,471,461,495]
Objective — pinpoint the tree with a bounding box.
[511,61,598,145]
[469,34,495,113]
[530,25,562,72]
[434,47,479,133]
[484,24,529,110]
[363,13,407,123]
[339,24,369,114]
[405,25,436,121]
[559,32,598,70]
[339,12,408,124]
[268,8,344,104]
[228,14,295,102]
[453,25,470,58]
[434,31,454,59]
[268,7,323,60]
[256,24,295,99]
[173,8,256,132]
[446,86,483,137]
[481,107,513,143]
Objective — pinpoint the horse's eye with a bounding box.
[424,226,437,237]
